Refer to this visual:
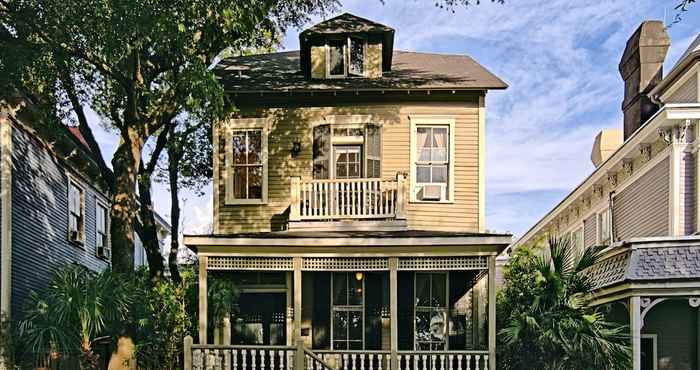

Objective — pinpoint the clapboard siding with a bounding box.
[613,157,670,240]
[667,73,698,103]
[10,125,109,317]
[680,152,696,235]
[217,98,482,233]
[583,213,597,248]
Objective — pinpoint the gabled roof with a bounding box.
[215,50,508,93]
[650,34,700,99]
[300,12,393,35]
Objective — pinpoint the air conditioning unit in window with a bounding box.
[69,230,80,242]
[419,184,445,201]
[96,246,110,259]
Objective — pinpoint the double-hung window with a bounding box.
[410,117,455,202]
[68,180,85,244]
[326,37,365,78]
[332,272,364,350]
[573,227,584,252]
[96,202,109,258]
[225,119,268,204]
[414,272,448,350]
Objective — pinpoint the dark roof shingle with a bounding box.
[215,50,508,92]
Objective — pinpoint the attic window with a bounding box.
[326,37,365,78]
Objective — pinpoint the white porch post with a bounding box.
[630,296,641,370]
[294,257,304,370]
[488,255,496,370]
[199,256,208,344]
[389,257,399,370]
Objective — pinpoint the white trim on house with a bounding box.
[408,115,456,203]
[659,63,699,103]
[223,118,269,205]
[1,115,12,319]
[67,174,87,246]
[94,197,111,261]
[640,334,658,370]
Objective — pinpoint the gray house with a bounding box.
[0,105,170,321]
[513,22,700,370]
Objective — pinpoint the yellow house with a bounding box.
[184,13,510,370]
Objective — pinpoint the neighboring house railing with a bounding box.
[183,338,489,370]
[289,173,408,222]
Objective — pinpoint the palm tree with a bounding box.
[497,236,631,370]
[19,266,132,369]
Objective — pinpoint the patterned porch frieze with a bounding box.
[207,256,294,271]
[302,257,389,271]
[398,256,488,270]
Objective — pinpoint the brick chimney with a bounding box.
[619,21,670,140]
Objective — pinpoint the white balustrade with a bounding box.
[395,351,489,370]
[189,345,296,370]
[289,174,408,222]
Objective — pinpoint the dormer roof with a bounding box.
[299,13,395,73]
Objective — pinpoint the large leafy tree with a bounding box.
[0,0,336,277]
[497,237,631,370]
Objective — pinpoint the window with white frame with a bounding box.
[331,272,364,350]
[68,180,85,244]
[312,122,381,180]
[326,37,365,78]
[598,209,610,245]
[95,202,109,258]
[573,227,584,252]
[225,119,268,205]
[410,118,455,202]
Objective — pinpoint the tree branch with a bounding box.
[145,119,172,175]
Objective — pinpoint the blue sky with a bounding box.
[90,0,700,242]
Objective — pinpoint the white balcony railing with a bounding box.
[289,173,408,222]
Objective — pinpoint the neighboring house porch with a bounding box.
[183,232,510,370]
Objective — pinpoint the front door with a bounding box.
[233,293,287,345]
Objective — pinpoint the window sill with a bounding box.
[225,199,267,206]
[68,238,86,249]
[409,200,455,205]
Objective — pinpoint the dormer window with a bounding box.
[326,37,365,78]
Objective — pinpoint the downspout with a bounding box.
[0,114,12,321]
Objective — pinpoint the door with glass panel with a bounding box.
[414,272,448,350]
[332,272,364,350]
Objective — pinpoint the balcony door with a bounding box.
[313,123,381,180]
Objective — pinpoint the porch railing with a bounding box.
[289,173,408,222]
[183,339,489,370]
[397,351,489,370]
[184,341,296,370]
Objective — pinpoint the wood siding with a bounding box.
[613,157,670,241]
[217,97,483,233]
[680,152,696,235]
[583,213,597,248]
[10,125,109,317]
[667,73,698,103]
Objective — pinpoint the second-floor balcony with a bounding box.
[289,173,408,225]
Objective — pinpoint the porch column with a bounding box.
[488,255,496,370]
[199,256,208,344]
[630,296,641,370]
[293,257,304,370]
[389,257,399,370]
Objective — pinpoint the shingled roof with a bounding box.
[215,49,508,93]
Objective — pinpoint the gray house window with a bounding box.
[68,180,85,244]
[96,202,110,259]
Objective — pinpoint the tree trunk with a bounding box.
[110,136,140,272]
[167,138,182,283]
[137,165,166,281]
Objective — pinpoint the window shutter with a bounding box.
[365,124,381,178]
[313,124,331,179]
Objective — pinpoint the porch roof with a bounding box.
[184,230,512,255]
